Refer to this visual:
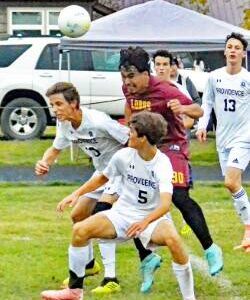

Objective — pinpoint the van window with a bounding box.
[191,51,225,71]
[0,44,31,67]
[91,50,120,71]
[36,44,92,71]
[173,52,194,69]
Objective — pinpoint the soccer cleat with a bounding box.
[205,244,223,276]
[234,226,250,253]
[140,253,162,293]
[61,261,101,288]
[180,223,192,237]
[91,277,121,294]
[85,260,101,276]
[41,288,83,300]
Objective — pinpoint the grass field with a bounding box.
[0,129,218,167]
[1,183,249,300]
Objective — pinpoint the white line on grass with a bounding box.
[190,254,243,300]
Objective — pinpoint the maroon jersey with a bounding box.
[123,76,193,187]
[123,76,192,157]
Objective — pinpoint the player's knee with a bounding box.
[164,233,181,250]
[72,223,90,243]
[92,201,112,215]
[224,177,240,192]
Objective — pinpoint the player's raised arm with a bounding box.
[35,146,61,176]
[168,99,203,119]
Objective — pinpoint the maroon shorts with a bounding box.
[160,145,190,188]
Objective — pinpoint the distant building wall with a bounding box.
[0,1,92,34]
[208,0,250,29]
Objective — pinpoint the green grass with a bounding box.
[0,127,91,167]
[1,183,249,300]
[0,126,218,167]
[190,138,219,166]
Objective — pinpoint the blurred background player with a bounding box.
[196,32,250,253]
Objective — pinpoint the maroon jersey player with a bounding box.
[119,47,223,293]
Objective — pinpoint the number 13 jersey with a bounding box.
[200,67,250,151]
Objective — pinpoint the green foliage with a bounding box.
[0,184,249,299]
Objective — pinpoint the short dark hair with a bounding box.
[119,46,150,74]
[46,82,80,108]
[172,57,179,67]
[129,111,168,145]
[225,32,248,50]
[152,50,173,65]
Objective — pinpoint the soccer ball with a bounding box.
[58,5,91,38]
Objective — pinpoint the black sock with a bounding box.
[100,277,119,286]
[173,187,213,250]
[69,270,84,289]
[86,258,95,269]
[133,238,152,261]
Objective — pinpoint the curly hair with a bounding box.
[119,46,151,74]
[225,32,248,50]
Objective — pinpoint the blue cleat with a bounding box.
[140,253,162,293]
[205,243,223,276]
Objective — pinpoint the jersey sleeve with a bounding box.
[197,75,215,130]
[52,120,71,150]
[167,83,193,105]
[156,154,173,194]
[101,117,129,145]
[102,149,125,179]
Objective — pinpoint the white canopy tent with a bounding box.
[60,0,250,52]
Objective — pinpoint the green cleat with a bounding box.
[91,277,121,294]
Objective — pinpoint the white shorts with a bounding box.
[85,170,121,200]
[218,147,250,176]
[100,208,173,249]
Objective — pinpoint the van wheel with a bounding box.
[1,98,47,140]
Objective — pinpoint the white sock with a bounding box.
[172,260,195,300]
[232,187,250,225]
[88,240,94,263]
[98,242,116,278]
[69,244,90,277]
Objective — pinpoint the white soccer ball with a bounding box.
[58,5,91,38]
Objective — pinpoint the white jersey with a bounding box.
[53,108,129,171]
[198,67,250,151]
[171,80,191,99]
[103,148,173,218]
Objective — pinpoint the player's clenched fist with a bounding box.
[168,99,183,115]
[196,129,207,143]
[35,160,50,175]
